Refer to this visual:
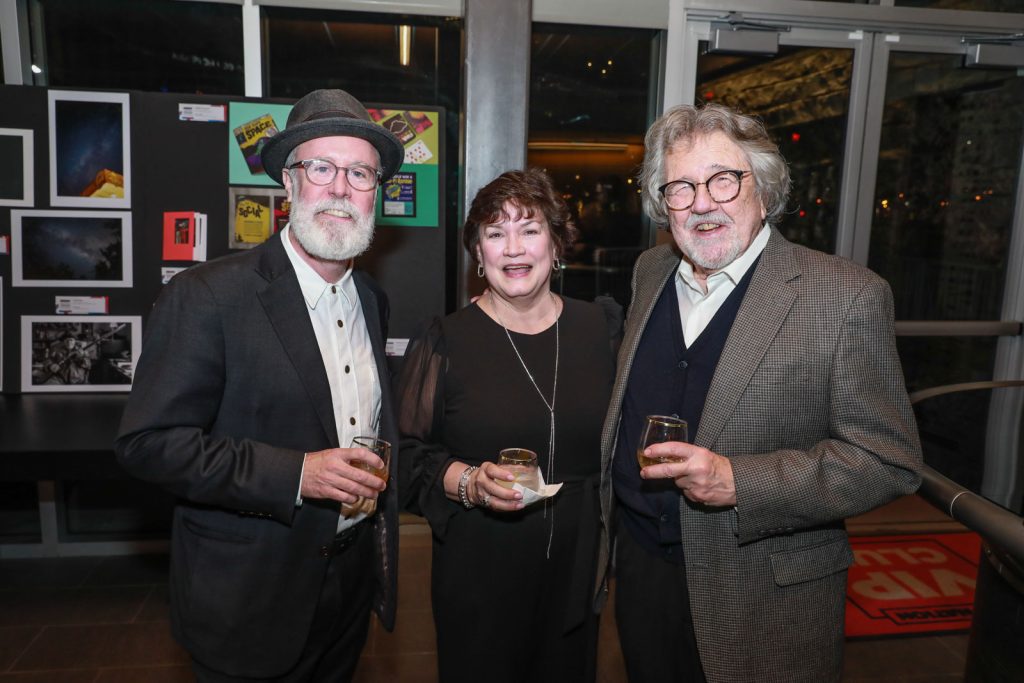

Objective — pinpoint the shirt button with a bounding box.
[320,545,330,558]
[677,360,688,369]
[349,417,356,426]
[660,514,669,523]
[331,285,337,294]
[345,365,350,373]
[337,320,344,328]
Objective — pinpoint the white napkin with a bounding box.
[512,470,563,507]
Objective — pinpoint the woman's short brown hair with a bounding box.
[463,168,578,263]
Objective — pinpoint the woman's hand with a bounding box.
[469,462,525,512]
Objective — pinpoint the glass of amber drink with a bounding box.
[636,415,688,468]
[351,436,391,481]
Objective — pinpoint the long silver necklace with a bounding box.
[490,290,560,558]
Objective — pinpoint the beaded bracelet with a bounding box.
[458,466,479,509]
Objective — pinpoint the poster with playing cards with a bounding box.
[404,139,433,165]
[367,109,439,169]
[368,108,441,228]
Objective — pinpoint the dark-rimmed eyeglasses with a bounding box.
[286,158,382,191]
[658,169,751,211]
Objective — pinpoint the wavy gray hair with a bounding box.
[639,103,791,228]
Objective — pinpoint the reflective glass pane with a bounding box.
[696,45,854,254]
[34,0,244,94]
[528,23,660,307]
[262,7,461,104]
[0,482,41,542]
[913,385,1024,507]
[867,54,1024,322]
[897,336,998,392]
[63,480,174,538]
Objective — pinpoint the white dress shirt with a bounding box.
[282,225,381,530]
[676,224,770,348]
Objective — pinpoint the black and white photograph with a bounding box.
[21,315,141,392]
[48,90,131,209]
[12,210,133,287]
[0,127,34,207]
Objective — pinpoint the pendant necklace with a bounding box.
[490,290,560,558]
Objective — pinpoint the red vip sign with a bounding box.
[845,533,981,637]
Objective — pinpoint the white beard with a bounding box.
[289,195,375,261]
[678,211,744,273]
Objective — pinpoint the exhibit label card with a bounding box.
[385,338,409,357]
[179,103,227,122]
[161,267,186,284]
[56,295,109,315]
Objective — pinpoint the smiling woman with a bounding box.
[463,169,578,327]
[398,168,622,683]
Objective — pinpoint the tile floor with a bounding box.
[0,497,972,682]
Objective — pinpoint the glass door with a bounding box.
[856,33,1024,507]
[667,19,873,259]
[859,37,1024,391]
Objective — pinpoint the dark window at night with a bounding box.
[695,45,854,255]
[33,0,244,94]
[261,7,461,106]
[529,23,660,307]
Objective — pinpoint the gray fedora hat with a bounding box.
[260,89,405,186]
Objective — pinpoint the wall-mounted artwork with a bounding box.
[21,315,141,392]
[0,128,33,207]
[48,90,131,209]
[228,186,288,249]
[11,210,133,288]
[228,102,292,187]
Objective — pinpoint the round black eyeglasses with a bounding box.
[658,169,751,211]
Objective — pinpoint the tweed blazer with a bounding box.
[597,228,922,683]
[116,232,399,678]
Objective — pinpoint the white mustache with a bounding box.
[685,212,733,229]
[312,198,362,219]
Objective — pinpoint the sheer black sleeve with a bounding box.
[396,317,460,536]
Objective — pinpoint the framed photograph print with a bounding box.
[21,315,142,392]
[0,128,34,207]
[228,186,287,249]
[48,90,131,209]
[12,210,133,288]
[227,101,292,187]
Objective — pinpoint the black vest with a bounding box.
[613,258,758,563]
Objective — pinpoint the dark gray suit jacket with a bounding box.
[597,228,922,683]
[115,232,398,677]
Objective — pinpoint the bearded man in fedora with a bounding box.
[116,89,405,682]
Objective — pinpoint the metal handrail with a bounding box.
[917,465,1024,564]
[911,381,1024,566]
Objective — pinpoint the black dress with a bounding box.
[398,296,619,683]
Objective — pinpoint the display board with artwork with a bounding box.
[0,86,446,395]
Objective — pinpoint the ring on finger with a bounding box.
[482,493,492,508]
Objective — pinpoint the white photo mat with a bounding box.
[0,128,33,207]
[21,314,142,393]
[12,209,133,288]
[48,90,131,209]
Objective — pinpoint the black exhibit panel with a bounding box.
[0,84,447,396]
[0,85,447,544]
